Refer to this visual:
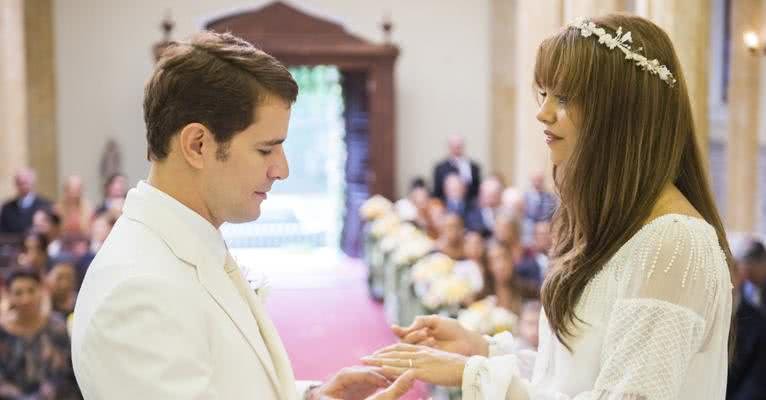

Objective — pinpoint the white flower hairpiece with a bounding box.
[569,18,677,87]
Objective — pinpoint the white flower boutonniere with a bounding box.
[238,262,272,302]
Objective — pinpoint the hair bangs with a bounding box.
[534,27,592,103]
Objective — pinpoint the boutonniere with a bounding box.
[237,262,271,301]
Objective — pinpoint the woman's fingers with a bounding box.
[401,328,429,344]
[373,343,421,356]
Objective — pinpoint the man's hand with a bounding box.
[366,371,416,400]
[392,315,489,357]
[314,366,391,400]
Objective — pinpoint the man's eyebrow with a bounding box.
[257,138,286,146]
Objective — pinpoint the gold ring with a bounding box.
[408,359,413,368]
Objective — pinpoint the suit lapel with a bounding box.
[194,260,284,397]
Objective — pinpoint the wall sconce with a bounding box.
[744,31,765,55]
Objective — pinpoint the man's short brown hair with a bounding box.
[143,31,298,161]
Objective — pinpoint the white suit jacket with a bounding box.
[71,181,314,399]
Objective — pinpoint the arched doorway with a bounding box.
[206,1,399,256]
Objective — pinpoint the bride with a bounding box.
[363,13,734,399]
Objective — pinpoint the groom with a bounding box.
[71,32,412,399]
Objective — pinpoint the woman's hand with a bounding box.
[362,343,467,387]
[392,315,489,357]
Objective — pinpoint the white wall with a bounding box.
[53,0,491,201]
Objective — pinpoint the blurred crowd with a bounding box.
[0,168,127,399]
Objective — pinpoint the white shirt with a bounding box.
[462,214,733,399]
[452,157,473,183]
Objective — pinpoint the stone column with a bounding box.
[489,0,517,185]
[0,0,57,200]
[24,0,58,199]
[636,0,711,167]
[513,0,564,188]
[724,0,762,232]
[564,0,625,21]
[0,0,29,200]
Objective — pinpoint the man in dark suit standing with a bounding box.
[0,168,52,234]
[728,238,766,400]
[465,177,503,238]
[433,135,481,203]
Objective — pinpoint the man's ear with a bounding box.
[177,123,212,169]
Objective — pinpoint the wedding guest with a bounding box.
[17,231,50,277]
[54,175,93,236]
[94,173,127,217]
[0,169,51,235]
[0,269,79,399]
[46,259,78,318]
[33,209,62,259]
[435,213,465,261]
[465,177,503,238]
[433,135,481,203]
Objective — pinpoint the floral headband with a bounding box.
[569,18,677,87]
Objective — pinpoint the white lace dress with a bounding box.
[462,214,733,399]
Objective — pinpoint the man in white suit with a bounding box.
[71,32,413,400]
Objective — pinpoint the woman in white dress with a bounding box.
[363,13,735,399]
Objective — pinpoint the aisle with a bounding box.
[232,247,429,399]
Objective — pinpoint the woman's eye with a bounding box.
[556,96,569,105]
[258,149,273,155]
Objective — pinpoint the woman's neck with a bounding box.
[645,183,702,224]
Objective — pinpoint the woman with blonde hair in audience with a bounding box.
[54,175,93,236]
[366,14,734,399]
[0,269,80,399]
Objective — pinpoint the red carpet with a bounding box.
[242,249,429,399]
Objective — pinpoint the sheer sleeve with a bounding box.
[461,216,731,400]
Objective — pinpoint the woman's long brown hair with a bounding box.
[535,13,735,350]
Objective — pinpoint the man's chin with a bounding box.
[226,210,261,225]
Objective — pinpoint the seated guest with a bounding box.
[54,175,93,236]
[0,269,80,399]
[395,177,431,227]
[465,177,503,237]
[17,231,50,277]
[492,212,525,264]
[94,173,127,217]
[463,231,486,265]
[89,213,116,254]
[515,221,553,287]
[442,173,473,220]
[477,240,523,315]
[46,259,78,318]
[434,213,465,261]
[500,186,526,219]
[0,168,52,234]
[60,233,94,291]
[32,209,62,259]
[518,300,542,350]
[424,199,446,239]
[728,237,766,400]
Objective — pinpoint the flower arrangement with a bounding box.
[360,195,394,221]
[457,296,518,335]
